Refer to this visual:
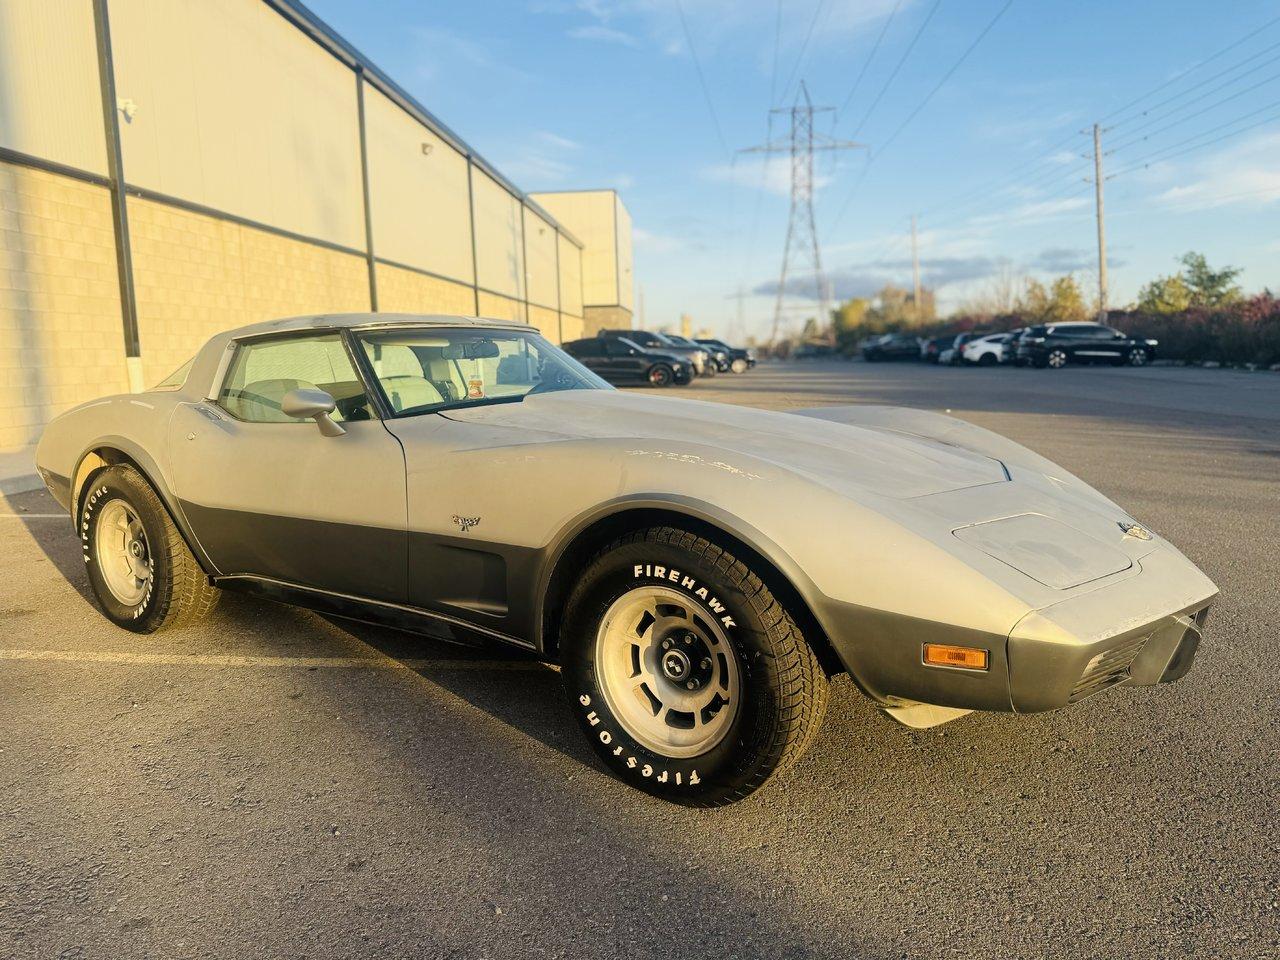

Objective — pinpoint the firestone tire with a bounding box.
[80,465,220,633]
[560,527,829,807]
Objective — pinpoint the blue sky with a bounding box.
[307,0,1280,340]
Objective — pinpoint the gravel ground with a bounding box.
[1,361,1277,960]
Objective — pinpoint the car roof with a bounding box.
[228,312,535,339]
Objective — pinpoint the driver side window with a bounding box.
[218,334,373,423]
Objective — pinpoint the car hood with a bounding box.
[442,391,1007,500]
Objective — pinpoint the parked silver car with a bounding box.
[36,313,1217,805]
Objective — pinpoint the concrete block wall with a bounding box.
[0,162,130,450]
[129,198,371,381]
[583,305,635,338]
[375,263,475,316]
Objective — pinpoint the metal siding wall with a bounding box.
[614,196,634,311]
[364,86,473,284]
[530,191,617,307]
[0,0,108,175]
[524,208,558,310]
[557,233,583,317]
[472,169,525,301]
[109,0,366,251]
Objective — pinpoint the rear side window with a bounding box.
[218,334,373,423]
[153,357,193,391]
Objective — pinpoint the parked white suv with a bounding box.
[961,332,1014,366]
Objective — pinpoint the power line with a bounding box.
[874,0,1015,157]
[1110,106,1280,178]
[1107,37,1280,131]
[1106,66,1280,154]
[850,0,944,136]
[835,0,906,120]
[776,0,828,107]
[1099,12,1280,123]
[673,0,731,158]
[827,0,1014,238]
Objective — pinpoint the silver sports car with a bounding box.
[36,314,1217,805]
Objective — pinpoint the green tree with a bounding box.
[1136,274,1193,314]
[831,297,870,353]
[1178,251,1242,307]
[1018,275,1087,322]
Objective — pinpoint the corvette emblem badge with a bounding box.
[452,515,481,533]
[1118,521,1153,540]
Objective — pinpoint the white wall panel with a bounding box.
[472,168,524,300]
[524,208,558,309]
[109,0,365,250]
[0,0,107,175]
[530,190,618,306]
[558,233,583,317]
[364,86,473,284]
[614,195,634,311]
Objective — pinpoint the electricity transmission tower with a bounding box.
[741,82,863,346]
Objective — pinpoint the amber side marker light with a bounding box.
[923,643,990,671]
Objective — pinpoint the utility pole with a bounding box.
[1092,123,1108,321]
[910,213,922,321]
[741,82,863,347]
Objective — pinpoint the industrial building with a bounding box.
[0,0,634,482]
[529,190,634,334]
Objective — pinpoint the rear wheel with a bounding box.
[978,352,997,366]
[730,358,749,374]
[81,465,219,633]
[560,527,829,806]
[1046,348,1069,369]
[648,364,674,387]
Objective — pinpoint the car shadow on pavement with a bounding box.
[2,487,97,607]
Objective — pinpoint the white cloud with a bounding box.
[412,27,531,84]
[633,227,689,254]
[1149,130,1280,211]
[492,131,580,186]
[568,24,641,47]
[969,196,1090,228]
[703,156,831,197]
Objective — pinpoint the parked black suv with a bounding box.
[695,337,756,373]
[562,337,692,387]
[598,329,710,376]
[861,333,921,362]
[1015,322,1158,369]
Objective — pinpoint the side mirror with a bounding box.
[282,388,345,437]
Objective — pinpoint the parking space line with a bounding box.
[0,648,546,671]
[0,514,66,519]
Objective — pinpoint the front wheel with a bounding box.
[730,358,749,374]
[560,527,829,806]
[647,364,674,387]
[1128,347,1149,366]
[81,465,220,632]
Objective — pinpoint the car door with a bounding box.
[1069,324,1123,362]
[605,338,646,380]
[167,331,409,601]
[566,338,611,378]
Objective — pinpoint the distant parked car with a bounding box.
[696,338,756,373]
[794,343,835,360]
[920,336,949,363]
[961,332,1015,366]
[599,329,711,376]
[940,331,989,366]
[564,336,693,387]
[862,333,921,362]
[1016,322,1159,369]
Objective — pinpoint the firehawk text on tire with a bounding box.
[560,527,829,806]
[81,465,219,633]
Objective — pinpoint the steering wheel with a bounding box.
[527,360,578,395]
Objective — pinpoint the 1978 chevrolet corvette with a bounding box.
[36,314,1217,805]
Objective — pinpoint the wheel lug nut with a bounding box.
[686,681,696,690]
[701,658,711,669]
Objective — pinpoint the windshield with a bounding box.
[355,327,610,417]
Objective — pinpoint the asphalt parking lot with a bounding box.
[3,361,1277,960]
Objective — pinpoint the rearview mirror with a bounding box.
[282,388,345,437]
[442,340,501,360]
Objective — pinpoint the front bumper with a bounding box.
[816,545,1216,716]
